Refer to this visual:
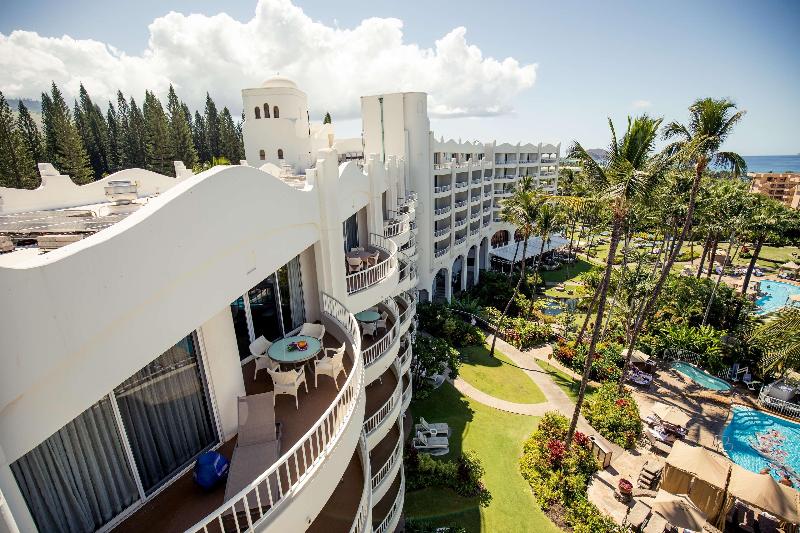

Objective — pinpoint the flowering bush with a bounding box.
[583,383,642,448]
[417,301,484,347]
[405,447,491,507]
[553,340,623,383]
[483,306,553,350]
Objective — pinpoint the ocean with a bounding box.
[741,155,800,173]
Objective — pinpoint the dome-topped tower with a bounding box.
[241,76,312,172]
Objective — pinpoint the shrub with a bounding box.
[405,520,466,533]
[484,306,553,350]
[644,322,726,372]
[411,336,460,399]
[582,383,642,448]
[553,340,623,383]
[405,448,491,507]
[417,301,484,347]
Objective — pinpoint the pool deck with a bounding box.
[587,361,762,525]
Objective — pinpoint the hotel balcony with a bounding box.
[364,361,402,448]
[433,184,451,196]
[433,205,451,219]
[470,195,481,205]
[115,294,366,533]
[453,199,468,211]
[484,174,493,182]
[401,372,411,412]
[483,218,491,228]
[454,234,467,247]
[396,251,418,294]
[471,176,483,186]
[433,224,451,238]
[434,245,450,259]
[454,217,468,229]
[345,233,399,312]
[372,471,404,533]
[541,158,557,164]
[383,211,412,249]
[369,420,402,504]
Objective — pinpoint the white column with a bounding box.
[444,268,453,302]
[0,446,32,533]
[460,256,468,292]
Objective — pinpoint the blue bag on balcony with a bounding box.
[193,450,229,490]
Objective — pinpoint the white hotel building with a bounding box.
[0,77,558,533]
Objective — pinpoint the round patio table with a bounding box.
[346,250,372,263]
[268,335,322,366]
[354,310,381,323]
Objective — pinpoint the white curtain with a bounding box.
[11,397,139,533]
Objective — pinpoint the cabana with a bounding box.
[720,464,800,529]
[651,402,692,429]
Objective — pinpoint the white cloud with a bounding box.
[0,0,537,119]
[631,99,652,109]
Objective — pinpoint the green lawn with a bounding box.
[535,359,596,403]
[405,383,561,533]
[543,283,586,298]
[458,344,546,404]
[539,258,594,283]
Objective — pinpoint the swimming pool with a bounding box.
[723,405,800,487]
[756,280,800,315]
[671,361,731,391]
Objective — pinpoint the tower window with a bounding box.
[263,104,270,118]
[277,149,284,160]
[254,107,260,119]
[259,149,266,160]
[273,106,280,118]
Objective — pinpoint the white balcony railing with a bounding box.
[455,218,467,228]
[434,246,450,258]
[374,472,405,533]
[454,235,467,246]
[470,228,480,236]
[470,211,480,220]
[758,389,800,420]
[470,196,481,204]
[364,364,402,436]
[434,205,451,217]
[484,175,493,182]
[349,433,371,533]
[397,250,418,287]
[433,184,451,194]
[346,234,398,295]
[483,206,492,213]
[362,303,398,369]
[454,200,467,209]
[189,293,363,533]
[371,435,402,492]
[402,377,412,411]
[483,220,491,227]
[472,178,482,185]
[434,226,450,238]
[398,340,412,371]
[383,213,410,239]
[454,181,468,189]
[396,192,417,208]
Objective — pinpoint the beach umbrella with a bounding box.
[780,261,800,271]
[651,402,692,428]
[620,348,650,364]
[652,490,707,530]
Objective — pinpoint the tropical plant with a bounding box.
[410,336,460,399]
[742,308,800,374]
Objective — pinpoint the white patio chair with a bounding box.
[361,321,378,338]
[314,342,347,389]
[376,311,389,332]
[299,322,325,342]
[413,431,449,456]
[367,251,380,266]
[250,336,278,379]
[347,257,363,273]
[415,417,450,437]
[266,367,308,410]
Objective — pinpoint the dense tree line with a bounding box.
[0,82,244,188]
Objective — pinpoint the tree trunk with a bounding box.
[707,236,719,278]
[702,234,736,325]
[575,286,600,345]
[566,215,622,448]
[507,240,520,280]
[733,236,764,323]
[491,240,528,356]
[602,229,632,337]
[696,232,712,278]
[526,238,548,318]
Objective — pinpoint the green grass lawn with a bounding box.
[543,283,586,298]
[535,359,596,403]
[539,258,594,284]
[458,344,546,404]
[405,383,561,533]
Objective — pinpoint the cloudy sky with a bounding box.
[1,0,798,154]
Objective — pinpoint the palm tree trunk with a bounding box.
[696,232,712,278]
[567,215,622,448]
[707,236,719,278]
[602,229,632,337]
[526,238,548,318]
[702,234,736,325]
[491,239,528,356]
[575,286,600,345]
[733,235,764,323]
[507,240,520,280]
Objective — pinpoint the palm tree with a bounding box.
[526,200,565,318]
[619,98,746,388]
[565,114,666,447]
[505,176,535,278]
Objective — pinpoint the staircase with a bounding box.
[637,460,663,490]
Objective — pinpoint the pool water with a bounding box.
[723,405,800,487]
[671,361,731,391]
[756,280,800,315]
[540,298,577,316]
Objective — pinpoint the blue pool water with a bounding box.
[671,361,731,391]
[756,280,800,315]
[723,405,800,487]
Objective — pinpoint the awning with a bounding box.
[780,261,800,271]
[652,490,707,531]
[489,234,570,263]
[621,348,650,364]
[663,440,730,489]
[728,464,800,524]
[652,402,693,429]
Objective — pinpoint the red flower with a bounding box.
[615,398,628,408]
[573,431,590,448]
[546,439,567,465]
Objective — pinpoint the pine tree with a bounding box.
[106,102,121,172]
[40,82,92,183]
[166,85,197,169]
[75,84,111,179]
[181,102,193,130]
[0,91,39,189]
[323,112,332,124]
[238,111,245,150]
[218,107,243,163]
[193,110,210,163]
[204,93,220,159]
[127,97,148,168]
[142,91,174,175]
[17,101,44,166]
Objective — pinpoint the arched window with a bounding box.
[259,149,266,161]
[254,107,261,119]
[273,106,280,118]
[277,149,284,160]
[263,104,270,118]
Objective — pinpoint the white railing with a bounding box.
[434,246,449,258]
[189,293,363,533]
[434,206,451,217]
[470,211,480,220]
[399,341,412,372]
[384,213,410,239]
[758,389,800,420]
[542,158,557,164]
[454,200,467,209]
[483,206,492,213]
[346,233,397,295]
[455,218,467,227]
[434,226,450,238]
[471,196,481,204]
[397,250,418,286]
[472,178,482,185]
[433,184,451,194]
[362,305,398,368]
[484,175,493,182]
[483,219,491,227]
[396,192,417,208]
[348,433,371,533]
[454,235,467,246]
[364,367,402,436]
[371,435,402,492]
[400,235,416,255]
[455,181,468,189]
[470,228,480,236]
[402,377,412,410]
[397,294,416,328]
[373,472,405,533]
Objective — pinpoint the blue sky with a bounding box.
[2,0,798,154]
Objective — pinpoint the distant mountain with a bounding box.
[8,98,42,113]
[585,148,608,162]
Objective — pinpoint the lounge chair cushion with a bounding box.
[224,440,280,503]
[237,393,276,446]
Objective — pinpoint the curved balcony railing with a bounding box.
[434,205,451,217]
[454,181,468,189]
[470,211,480,220]
[454,235,467,246]
[188,293,363,533]
[397,250,417,286]
[371,434,402,493]
[483,205,492,213]
[373,472,405,533]
[483,219,491,227]
[454,200,468,209]
[402,376,412,411]
[400,235,416,257]
[362,301,398,369]
[434,226,450,238]
[396,192,417,208]
[349,433,372,533]
[364,363,401,437]
[434,246,450,258]
[433,184,451,195]
[470,196,481,205]
[454,218,467,228]
[383,213,410,239]
[484,175,493,182]
[346,233,397,295]
[470,228,480,236]
[398,340,412,373]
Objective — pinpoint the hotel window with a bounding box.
[277,148,284,160]
[259,149,266,160]
[263,103,270,118]
[273,106,279,118]
[254,106,261,119]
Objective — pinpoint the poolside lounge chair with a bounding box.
[642,512,668,533]
[644,430,672,456]
[624,500,652,531]
[413,431,449,456]
[224,393,281,508]
[415,417,450,437]
[742,373,762,391]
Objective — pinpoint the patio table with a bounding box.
[354,310,381,323]
[268,335,322,368]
